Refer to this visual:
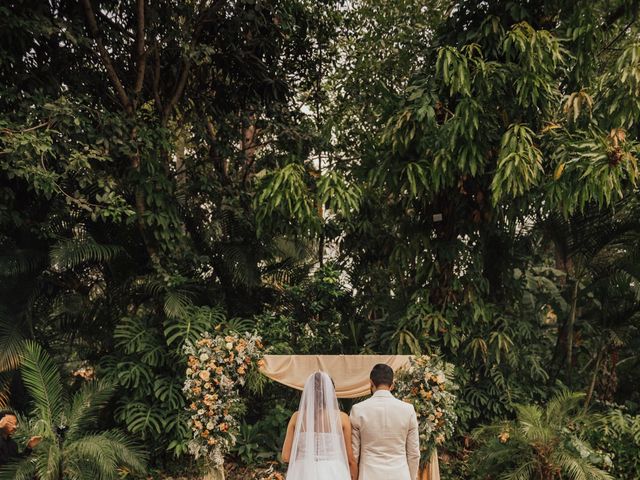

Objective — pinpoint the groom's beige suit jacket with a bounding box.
[350,390,420,480]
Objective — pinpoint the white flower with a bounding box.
[225,342,233,350]
[200,353,209,362]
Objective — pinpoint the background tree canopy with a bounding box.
[1,0,640,478]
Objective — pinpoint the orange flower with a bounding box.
[219,423,229,432]
[199,370,211,381]
[201,430,210,438]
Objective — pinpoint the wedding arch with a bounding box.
[260,354,441,480]
[183,333,454,480]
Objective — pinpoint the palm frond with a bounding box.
[34,441,61,480]
[65,380,114,440]
[164,305,226,348]
[49,237,123,271]
[553,450,613,480]
[0,249,46,277]
[20,341,65,426]
[0,457,37,480]
[65,431,147,477]
[545,390,585,425]
[498,461,536,480]
[64,436,116,478]
[163,289,194,319]
[213,242,261,287]
[0,372,12,408]
[0,315,25,372]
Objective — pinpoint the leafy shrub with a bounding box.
[587,407,640,479]
[0,342,146,480]
[471,391,612,480]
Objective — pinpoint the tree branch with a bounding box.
[152,42,163,114]
[598,16,637,57]
[133,0,147,97]
[161,0,227,125]
[80,0,132,114]
[162,61,191,125]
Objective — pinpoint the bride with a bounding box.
[281,371,358,480]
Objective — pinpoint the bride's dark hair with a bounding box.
[313,371,336,411]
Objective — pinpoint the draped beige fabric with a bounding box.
[259,354,440,480]
[260,354,413,398]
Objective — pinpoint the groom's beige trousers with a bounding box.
[350,390,420,480]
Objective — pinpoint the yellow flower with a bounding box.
[499,431,510,443]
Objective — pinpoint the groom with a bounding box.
[350,364,420,480]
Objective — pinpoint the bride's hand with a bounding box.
[350,465,358,480]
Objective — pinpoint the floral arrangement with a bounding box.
[394,355,458,459]
[183,331,265,466]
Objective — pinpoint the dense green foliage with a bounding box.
[0,342,146,480]
[1,0,640,478]
[472,391,611,480]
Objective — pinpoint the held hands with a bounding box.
[27,436,42,449]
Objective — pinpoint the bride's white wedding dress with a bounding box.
[286,372,351,480]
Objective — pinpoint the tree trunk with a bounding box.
[565,279,579,386]
[584,347,604,411]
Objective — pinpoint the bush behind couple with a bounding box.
[281,364,420,480]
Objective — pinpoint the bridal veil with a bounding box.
[286,371,351,480]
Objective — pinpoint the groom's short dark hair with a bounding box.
[370,364,394,387]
